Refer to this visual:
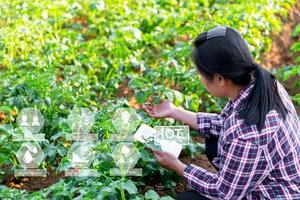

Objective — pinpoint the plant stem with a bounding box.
[120,187,126,200]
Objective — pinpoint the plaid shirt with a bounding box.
[184,81,300,200]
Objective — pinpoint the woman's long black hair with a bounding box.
[192,26,288,131]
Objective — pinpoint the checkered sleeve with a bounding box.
[184,137,271,200]
[196,112,223,137]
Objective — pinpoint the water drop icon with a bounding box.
[31,146,37,154]
[23,150,33,164]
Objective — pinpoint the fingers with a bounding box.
[147,110,157,118]
[154,150,175,159]
[153,151,160,159]
[153,150,160,154]
[142,104,153,113]
[142,104,157,117]
[153,151,163,162]
[153,150,164,157]
[142,104,150,110]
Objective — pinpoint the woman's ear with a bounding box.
[214,73,226,86]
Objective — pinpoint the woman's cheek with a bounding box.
[206,85,222,97]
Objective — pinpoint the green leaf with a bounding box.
[146,138,162,151]
[153,95,161,104]
[136,90,146,104]
[292,24,300,37]
[0,106,11,113]
[164,90,175,102]
[292,94,300,105]
[130,197,142,200]
[290,42,300,53]
[160,197,174,200]
[295,56,300,64]
[184,94,200,111]
[121,180,138,195]
[57,157,72,172]
[145,190,160,200]
[173,90,184,106]
[129,77,148,89]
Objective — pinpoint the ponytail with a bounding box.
[192,26,288,131]
[239,64,288,131]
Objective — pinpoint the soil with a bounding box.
[1,1,299,196]
[2,165,64,191]
[261,0,300,114]
[115,79,141,110]
[261,1,300,69]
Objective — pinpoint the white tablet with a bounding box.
[134,124,157,143]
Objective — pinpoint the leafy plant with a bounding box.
[0,0,296,199]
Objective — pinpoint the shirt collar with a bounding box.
[230,81,255,110]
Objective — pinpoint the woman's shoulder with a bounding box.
[276,80,298,116]
[221,80,299,145]
[223,109,282,146]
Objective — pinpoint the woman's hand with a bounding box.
[142,99,175,118]
[153,150,187,176]
[142,99,199,130]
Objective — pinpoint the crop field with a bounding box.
[0,0,299,199]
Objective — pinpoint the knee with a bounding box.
[176,191,194,200]
[175,192,186,200]
[176,191,208,200]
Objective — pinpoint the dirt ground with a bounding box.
[1,1,300,195]
[1,165,64,191]
[261,1,300,69]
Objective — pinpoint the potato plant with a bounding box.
[0,0,297,199]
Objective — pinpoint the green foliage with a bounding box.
[291,23,300,64]
[0,0,296,199]
[274,23,300,107]
[144,190,161,200]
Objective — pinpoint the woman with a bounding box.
[142,26,300,200]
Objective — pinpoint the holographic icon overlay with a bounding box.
[65,107,98,177]
[65,141,98,177]
[14,142,46,177]
[153,126,190,157]
[111,107,141,140]
[14,107,45,141]
[110,142,142,176]
[154,126,190,145]
[66,107,97,141]
[110,108,142,176]
[67,142,96,168]
[14,108,47,177]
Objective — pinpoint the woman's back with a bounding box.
[194,81,300,199]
